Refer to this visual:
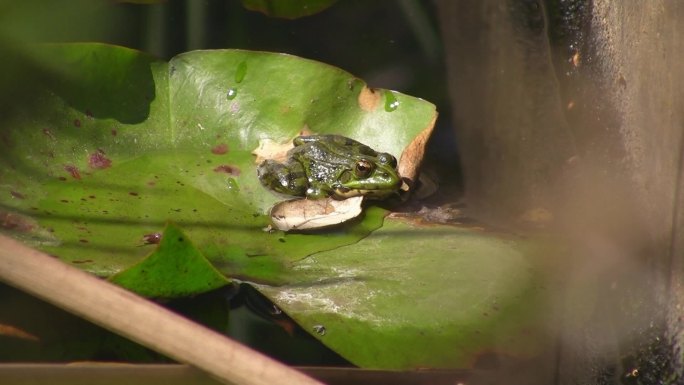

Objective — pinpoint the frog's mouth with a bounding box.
[333,187,379,198]
[333,180,401,199]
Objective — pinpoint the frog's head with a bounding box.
[333,152,402,199]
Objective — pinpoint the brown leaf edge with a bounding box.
[398,113,438,189]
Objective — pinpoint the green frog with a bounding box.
[257,134,402,200]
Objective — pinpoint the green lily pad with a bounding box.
[0,43,436,280]
[109,223,231,298]
[255,217,553,369]
[0,43,552,370]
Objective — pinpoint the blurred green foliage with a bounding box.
[240,0,339,19]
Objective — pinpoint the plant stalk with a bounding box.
[0,234,322,385]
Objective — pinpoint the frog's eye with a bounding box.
[354,159,374,178]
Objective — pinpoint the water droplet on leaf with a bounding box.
[384,91,400,112]
[226,88,238,100]
[226,177,240,191]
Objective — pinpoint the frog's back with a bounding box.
[291,135,377,163]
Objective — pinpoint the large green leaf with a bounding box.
[0,43,435,279]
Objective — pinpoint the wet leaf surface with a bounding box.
[254,217,553,369]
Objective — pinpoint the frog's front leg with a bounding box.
[304,183,334,199]
[257,159,308,196]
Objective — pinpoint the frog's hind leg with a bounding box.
[257,159,307,197]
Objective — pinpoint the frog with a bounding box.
[257,134,402,200]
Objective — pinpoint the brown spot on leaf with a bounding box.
[0,211,35,232]
[86,110,93,118]
[64,165,81,180]
[357,86,380,112]
[214,165,241,176]
[73,119,81,128]
[78,239,89,243]
[88,151,112,169]
[111,129,118,136]
[211,143,229,155]
[142,232,162,244]
[42,128,56,140]
[129,192,139,196]
[72,259,93,264]
[10,191,25,199]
